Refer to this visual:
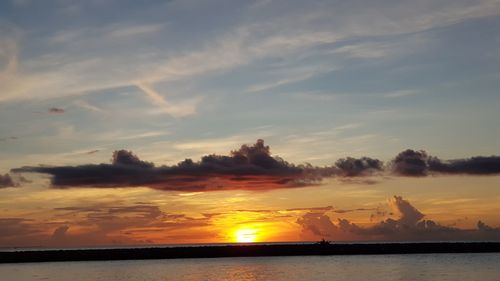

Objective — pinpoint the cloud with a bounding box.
[287,206,333,212]
[0,136,18,142]
[1,0,499,107]
[391,149,500,176]
[297,212,338,238]
[111,150,154,168]
[383,90,419,98]
[12,140,317,191]
[106,23,165,38]
[0,173,17,188]
[0,202,215,247]
[333,208,376,214]
[73,100,104,113]
[135,82,202,118]
[391,149,429,176]
[48,107,65,114]
[331,42,392,59]
[50,204,165,246]
[48,203,214,246]
[335,178,380,185]
[388,195,424,225]
[297,195,500,241]
[428,156,500,175]
[246,64,337,93]
[334,157,383,177]
[51,225,69,240]
[0,218,44,246]
[10,140,500,191]
[477,220,500,232]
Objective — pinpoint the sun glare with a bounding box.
[234,228,258,243]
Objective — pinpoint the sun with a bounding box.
[234,228,258,243]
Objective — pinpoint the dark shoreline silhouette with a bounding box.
[1,242,499,263]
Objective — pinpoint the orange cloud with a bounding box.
[297,196,500,241]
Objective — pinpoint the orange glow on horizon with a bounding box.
[233,227,259,243]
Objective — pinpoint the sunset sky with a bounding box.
[1,0,500,248]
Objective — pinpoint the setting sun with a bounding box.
[234,228,258,243]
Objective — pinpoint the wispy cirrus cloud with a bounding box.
[73,100,104,113]
[135,82,202,118]
[4,0,498,105]
[48,22,165,45]
[382,90,419,98]
[246,64,337,93]
[106,23,165,38]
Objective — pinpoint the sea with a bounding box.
[1,253,499,281]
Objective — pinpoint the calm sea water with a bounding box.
[1,253,499,281]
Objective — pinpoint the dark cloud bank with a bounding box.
[392,149,500,176]
[0,174,31,188]
[297,196,500,241]
[11,139,500,191]
[0,174,16,188]
[0,173,29,188]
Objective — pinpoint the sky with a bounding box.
[1,0,500,248]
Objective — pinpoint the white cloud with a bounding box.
[383,90,419,98]
[106,23,165,38]
[246,64,337,93]
[332,43,392,59]
[134,82,202,118]
[73,100,104,113]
